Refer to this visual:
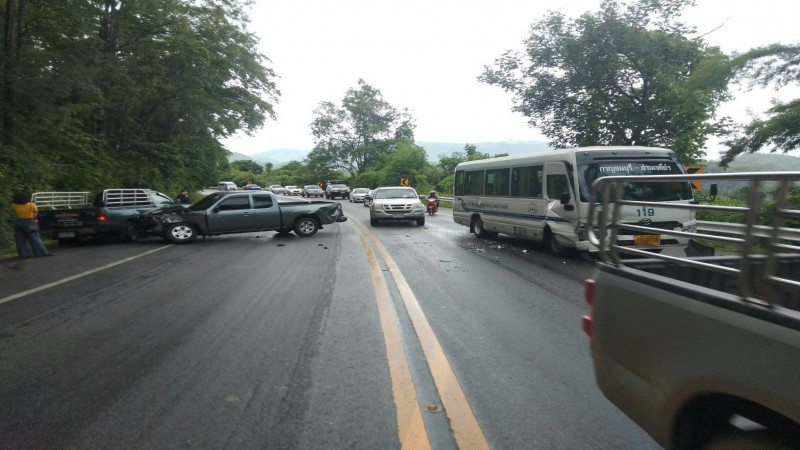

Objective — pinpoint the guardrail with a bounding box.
[587,171,800,306]
[418,196,454,203]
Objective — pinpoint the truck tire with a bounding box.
[370,218,379,226]
[416,217,425,226]
[472,216,498,239]
[166,223,197,244]
[293,217,319,237]
[124,221,140,242]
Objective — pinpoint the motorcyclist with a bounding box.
[427,190,439,212]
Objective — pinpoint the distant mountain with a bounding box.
[419,141,553,161]
[700,153,800,194]
[250,148,310,165]
[227,152,259,163]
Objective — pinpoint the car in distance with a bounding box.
[302,185,324,198]
[369,187,425,226]
[326,183,350,200]
[349,188,370,203]
[218,181,237,191]
[244,184,261,191]
[285,185,302,195]
[364,189,375,207]
[269,185,285,195]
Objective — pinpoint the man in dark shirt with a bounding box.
[175,189,191,205]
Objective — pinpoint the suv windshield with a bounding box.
[578,161,693,202]
[375,189,417,199]
[331,184,347,188]
[352,188,369,194]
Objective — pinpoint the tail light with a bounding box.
[97,213,109,225]
[582,279,595,338]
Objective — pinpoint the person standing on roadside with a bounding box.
[11,192,52,258]
[175,189,191,205]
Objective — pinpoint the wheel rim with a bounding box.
[298,220,315,234]
[170,225,193,240]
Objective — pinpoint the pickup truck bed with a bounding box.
[585,172,800,449]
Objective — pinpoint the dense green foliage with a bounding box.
[0,0,278,249]
[480,0,730,163]
[719,44,800,167]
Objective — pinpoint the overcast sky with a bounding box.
[221,0,800,158]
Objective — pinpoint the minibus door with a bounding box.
[544,163,579,248]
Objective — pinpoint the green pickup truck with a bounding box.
[139,190,345,243]
[583,172,800,449]
[34,189,176,243]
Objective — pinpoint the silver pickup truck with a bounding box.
[584,172,800,449]
[139,190,345,243]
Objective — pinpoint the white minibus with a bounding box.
[452,146,696,256]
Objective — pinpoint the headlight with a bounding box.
[372,203,381,211]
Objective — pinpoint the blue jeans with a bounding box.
[14,218,49,258]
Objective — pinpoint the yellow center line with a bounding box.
[352,220,490,450]
[350,223,431,449]
[0,245,175,305]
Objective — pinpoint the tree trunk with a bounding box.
[2,0,23,148]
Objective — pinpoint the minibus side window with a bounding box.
[464,170,484,195]
[485,169,510,196]
[454,171,464,196]
[511,165,543,197]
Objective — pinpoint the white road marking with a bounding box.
[0,245,174,305]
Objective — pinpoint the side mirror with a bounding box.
[560,191,574,211]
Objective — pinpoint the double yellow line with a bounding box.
[350,220,490,450]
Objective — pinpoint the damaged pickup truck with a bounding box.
[138,191,346,243]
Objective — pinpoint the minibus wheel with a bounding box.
[472,216,498,239]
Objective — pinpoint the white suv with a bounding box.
[285,185,301,195]
[369,187,425,226]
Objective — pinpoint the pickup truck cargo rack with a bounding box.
[587,171,800,309]
[101,189,155,207]
[32,192,91,209]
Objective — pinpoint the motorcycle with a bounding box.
[426,198,438,215]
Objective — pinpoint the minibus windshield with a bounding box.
[578,161,693,202]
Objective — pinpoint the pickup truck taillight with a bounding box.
[582,279,595,338]
[97,213,109,225]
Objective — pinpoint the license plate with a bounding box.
[392,213,405,218]
[634,235,661,246]
[58,231,77,238]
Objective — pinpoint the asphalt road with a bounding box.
[0,196,658,449]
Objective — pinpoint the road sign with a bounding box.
[317,182,323,187]
[400,177,409,186]
[685,166,704,190]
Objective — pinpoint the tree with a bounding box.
[307,79,415,175]
[480,0,730,163]
[0,0,279,250]
[231,160,263,174]
[719,44,800,167]
[264,162,273,185]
